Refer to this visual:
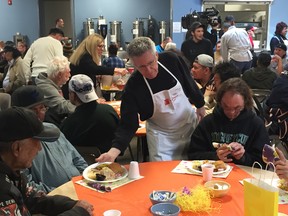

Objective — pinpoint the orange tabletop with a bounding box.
[72,161,288,216]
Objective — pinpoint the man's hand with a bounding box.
[96,147,121,162]
[74,200,94,216]
[196,106,205,122]
[275,147,288,180]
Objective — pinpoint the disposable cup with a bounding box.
[128,161,140,179]
[201,164,214,182]
[103,209,121,216]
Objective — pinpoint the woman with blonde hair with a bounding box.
[69,33,127,97]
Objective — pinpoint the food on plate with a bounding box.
[192,160,227,172]
[212,142,234,151]
[116,79,125,90]
[278,179,288,192]
[87,162,124,181]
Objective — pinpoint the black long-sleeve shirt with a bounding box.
[112,51,205,153]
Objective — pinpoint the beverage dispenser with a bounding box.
[159,21,168,44]
[83,18,95,38]
[110,21,122,48]
[132,19,144,39]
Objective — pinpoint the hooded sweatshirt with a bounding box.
[188,105,269,166]
[242,66,278,90]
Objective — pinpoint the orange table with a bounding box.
[70,161,288,216]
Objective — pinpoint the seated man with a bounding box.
[61,74,120,153]
[0,107,93,215]
[36,56,75,127]
[270,43,287,75]
[242,51,277,90]
[188,78,269,167]
[11,85,88,193]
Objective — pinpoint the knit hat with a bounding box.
[69,74,98,103]
[63,40,74,58]
[275,43,287,52]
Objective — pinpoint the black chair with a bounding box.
[75,146,102,165]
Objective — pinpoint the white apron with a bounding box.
[143,62,197,161]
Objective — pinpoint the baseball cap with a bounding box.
[194,54,214,68]
[190,21,205,32]
[69,74,98,103]
[245,25,256,31]
[275,43,287,52]
[11,85,47,108]
[224,15,235,23]
[0,107,60,143]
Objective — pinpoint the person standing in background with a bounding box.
[155,36,172,53]
[55,18,65,29]
[270,21,288,55]
[246,25,257,68]
[181,21,213,69]
[221,15,252,73]
[23,28,64,84]
[17,41,28,58]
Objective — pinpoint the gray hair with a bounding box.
[126,37,156,58]
[46,56,70,79]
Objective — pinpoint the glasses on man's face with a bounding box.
[135,58,157,70]
[221,104,244,114]
[32,104,49,113]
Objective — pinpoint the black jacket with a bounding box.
[0,159,89,216]
[188,105,269,167]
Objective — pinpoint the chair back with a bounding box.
[75,146,101,165]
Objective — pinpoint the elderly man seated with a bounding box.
[0,107,93,215]
[36,56,75,127]
[188,78,269,167]
[11,85,88,192]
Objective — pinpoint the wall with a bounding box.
[0,0,39,45]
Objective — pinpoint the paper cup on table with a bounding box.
[103,209,121,216]
[201,164,214,182]
[101,75,113,90]
[128,161,140,179]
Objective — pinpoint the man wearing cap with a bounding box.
[191,54,215,95]
[270,43,287,75]
[181,21,213,68]
[61,74,119,153]
[23,28,64,84]
[0,107,93,215]
[11,85,88,193]
[220,15,253,73]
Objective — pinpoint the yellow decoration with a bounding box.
[175,185,217,213]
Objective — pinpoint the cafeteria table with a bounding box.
[48,161,288,216]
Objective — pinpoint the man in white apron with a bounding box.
[97,37,205,162]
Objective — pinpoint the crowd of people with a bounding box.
[0,15,288,215]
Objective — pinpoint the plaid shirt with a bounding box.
[102,56,125,68]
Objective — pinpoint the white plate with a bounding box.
[190,160,231,175]
[83,162,128,183]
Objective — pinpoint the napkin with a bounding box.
[171,160,233,178]
[76,176,144,193]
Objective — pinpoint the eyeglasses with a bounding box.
[32,105,49,113]
[135,58,157,70]
[221,104,244,114]
[97,44,105,48]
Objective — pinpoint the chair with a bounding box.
[251,89,271,106]
[74,146,102,165]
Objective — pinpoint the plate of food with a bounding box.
[278,179,288,194]
[83,162,128,183]
[190,160,230,175]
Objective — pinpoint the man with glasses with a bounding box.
[11,85,88,193]
[188,78,269,167]
[97,37,205,162]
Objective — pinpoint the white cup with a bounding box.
[201,164,214,182]
[128,161,140,179]
[103,209,121,216]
